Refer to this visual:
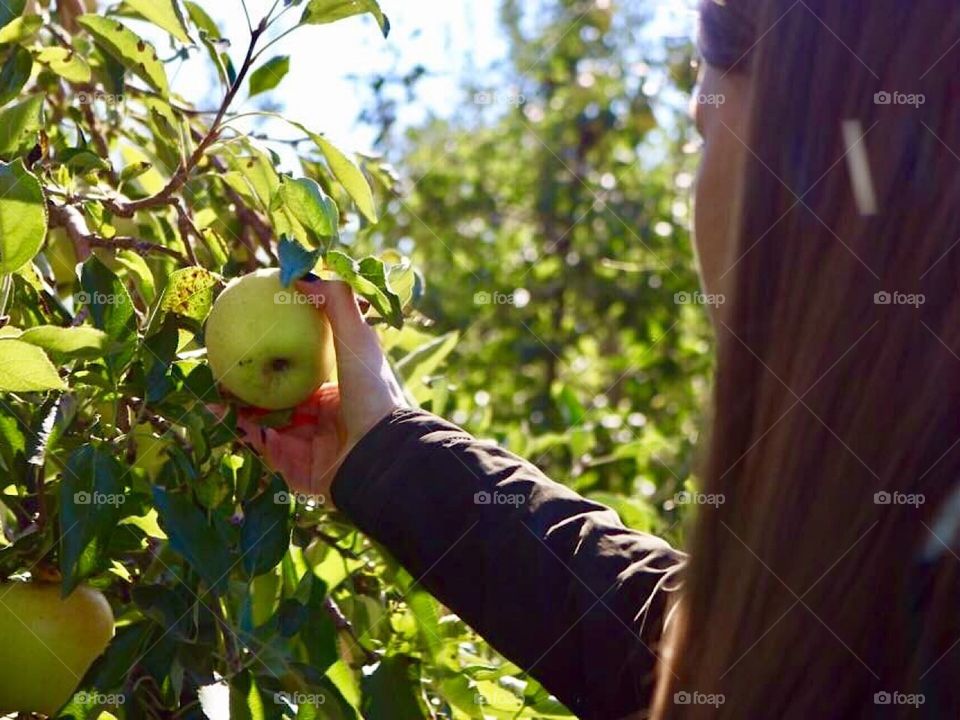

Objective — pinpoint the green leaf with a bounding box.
[59,445,128,593]
[0,14,41,44]
[311,134,378,223]
[153,485,234,594]
[405,587,443,660]
[274,176,339,246]
[278,235,322,287]
[34,47,91,83]
[122,0,192,44]
[361,656,426,720]
[143,316,179,403]
[301,0,390,38]
[77,15,170,95]
[241,475,291,578]
[183,0,218,35]
[586,492,656,533]
[224,148,281,210]
[249,55,290,97]
[0,94,43,157]
[185,2,229,90]
[301,576,338,672]
[396,331,460,397]
[80,256,137,340]
[326,251,403,328]
[0,46,32,107]
[0,340,65,392]
[229,671,267,720]
[0,0,26,30]
[0,159,46,273]
[18,325,112,357]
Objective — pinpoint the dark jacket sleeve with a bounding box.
[331,408,686,720]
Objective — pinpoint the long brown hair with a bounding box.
[656,1,960,717]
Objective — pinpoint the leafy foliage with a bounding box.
[0,0,704,718]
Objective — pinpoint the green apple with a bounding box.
[0,582,114,715]
[205,269,335,410]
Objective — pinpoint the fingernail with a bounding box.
[260,427,268,443]
[303,271,321,283]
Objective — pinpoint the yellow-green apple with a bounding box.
[0,582,114,715]
[205,269,335,410]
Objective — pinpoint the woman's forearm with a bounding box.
[332,408,686,720]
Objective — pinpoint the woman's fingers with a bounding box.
[295,278,407,439]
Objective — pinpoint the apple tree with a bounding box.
[0,0,573,717]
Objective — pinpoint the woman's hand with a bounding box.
[234,278,407,506]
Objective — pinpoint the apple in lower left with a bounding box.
[205,269,336,411]
[0,582,115,715]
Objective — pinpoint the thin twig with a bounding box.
[240,0,254,34]
[324,596,378,665]
[173,201,202,265]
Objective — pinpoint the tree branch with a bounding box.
[48,202,190,264]
[103,22,268,218]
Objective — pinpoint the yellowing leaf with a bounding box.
[35,47,91,83]
[77,15,170,95]
[0,340,66,392]
[159,266,218,323]
[0,14,41,44]
[122,0,192,44]
[120,145,168,195]
[0,94,43,157]
[18,326,111,356]
[0,160,46,274]
[301,0,390,37]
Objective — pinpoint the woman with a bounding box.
[238,1,960,717]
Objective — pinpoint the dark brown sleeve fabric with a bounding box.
[331,408,686,720]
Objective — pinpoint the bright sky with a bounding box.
[158,0,698,155]
[164,0,511,153]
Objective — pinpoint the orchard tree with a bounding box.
[0,0,577,717]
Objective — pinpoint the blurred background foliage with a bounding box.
[368,0,710,545]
